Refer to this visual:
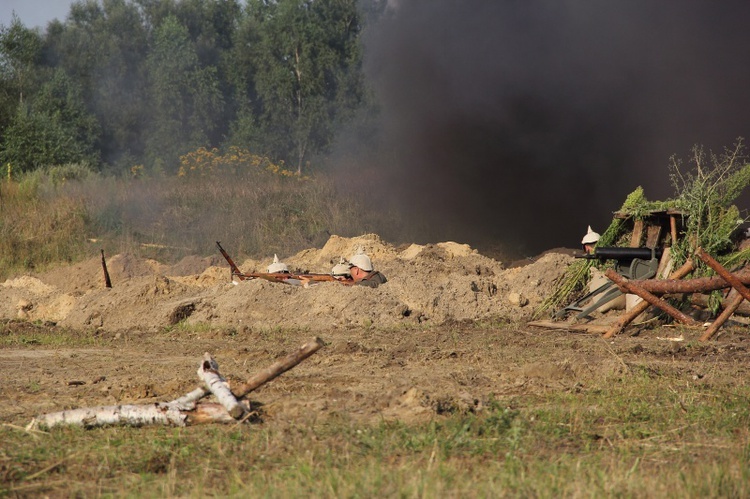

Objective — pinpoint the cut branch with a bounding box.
[233,337,325,398]
[700,294,746,342]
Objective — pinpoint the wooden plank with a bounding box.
[630,220,644,247]
[645,224,663,248]
[527,320,610,334]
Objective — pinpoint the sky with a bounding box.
[0,0,74,29]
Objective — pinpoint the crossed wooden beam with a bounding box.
[604,247,750,341]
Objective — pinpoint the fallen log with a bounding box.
[177,337,326,402]
[603,258,695,339]
[526,320,611,334]
[605,269,701,326]
[197,353,244,419]
[27,337,325,430]
[233,336,325,398]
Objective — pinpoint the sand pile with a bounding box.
[0,234,573,333]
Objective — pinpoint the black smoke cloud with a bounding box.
[346,1,750,256]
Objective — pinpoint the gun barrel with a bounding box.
[592,247,663,261]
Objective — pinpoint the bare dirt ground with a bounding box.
[1,233,749,428]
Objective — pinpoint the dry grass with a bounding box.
[0,166,403,279]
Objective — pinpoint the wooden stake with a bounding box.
[605,269,701,326]
[700,294,746,342]
[694,247,750,341]
[603,259,695,338]
[686,292,750,316]
[101,249,112,288]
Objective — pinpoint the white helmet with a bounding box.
[349,251,373,272]
[581,225,601,245]
[267,254,289,273]
[331,257,351,277]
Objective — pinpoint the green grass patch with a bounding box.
[3,373,750,497]
[0,320,106,348]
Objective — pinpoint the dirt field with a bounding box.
[1,233,747,427]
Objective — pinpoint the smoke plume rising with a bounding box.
[344,1,750,256]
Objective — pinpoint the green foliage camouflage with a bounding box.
[536,140,750,317]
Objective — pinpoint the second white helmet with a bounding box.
[267,254,289,273]
[331,258,352,277]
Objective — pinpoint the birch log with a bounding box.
[27,403,189,430]
[28,338,325,430]
[197,353,244,419]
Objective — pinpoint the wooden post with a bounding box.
[101,249,112,288]
[605,269,701,326]
[669,215,678,246]
[603,259,695,338]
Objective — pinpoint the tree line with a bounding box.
[0,0,384,176]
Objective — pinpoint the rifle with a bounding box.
[216,241,247,281]
[216,241,350,284]
[239,271,344,283]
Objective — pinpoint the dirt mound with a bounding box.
[0,234,573,333]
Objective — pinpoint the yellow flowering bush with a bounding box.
[177,147,306,179]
